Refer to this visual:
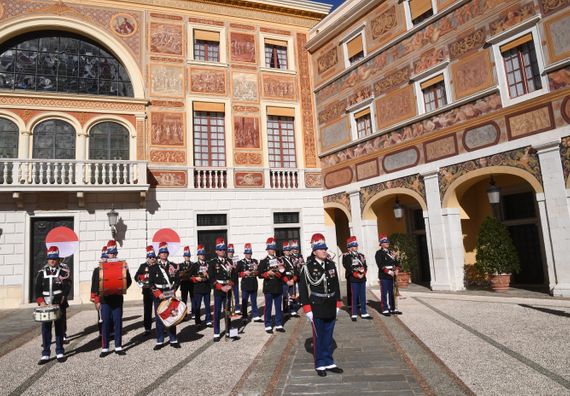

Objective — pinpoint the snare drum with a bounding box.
[156,298,187,328]
[33,305,61,322]
[99,260,128,296]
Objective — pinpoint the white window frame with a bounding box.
[259,33,296,74]
[413,67,452,115]
[341,25,367,68]
[348,98,376,140]
[188,24,227,66]
[403,0,438,30]
[490,25,549,108]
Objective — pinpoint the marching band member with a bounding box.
[190,244,212,326]
[237,243,262,322]
[375,234,402,316]
[148,242,181,349]
[299,233,343,377]
[91,240,132,357]
[227,244,241,314]
[290,240,304,313]
[93,246,108,339]
[208,237,234,342]
[35,246,71,364]
[179,246,194,319]
[57,259,71,343]
[281,241,299,317]
[258,237,286,334]
[342,236,371,321]
[134,246,156,335]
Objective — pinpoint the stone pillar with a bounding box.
[19,130,31,158]
[536,194,556,291]
[361,219,379,286]
[77,131,87,160]
[441,208,465,290]
[533,140,570,296]
[422,170,462,291]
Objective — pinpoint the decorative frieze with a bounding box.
[360,174,425,212]
[506,104,555,140]
[424,134,458,162]
[324,167,353,189]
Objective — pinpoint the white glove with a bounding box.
[306,311,313,322]
[336,308,340,317]
[388,270,395,277]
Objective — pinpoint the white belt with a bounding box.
[154,284,170,289]
[384,266,394,269]
[43,290,62,295]
[216,280,230,285]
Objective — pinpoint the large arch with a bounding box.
[0,15,145,99]
[323,202,352,223]
[362,187,427,221]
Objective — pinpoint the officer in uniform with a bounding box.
[148,242,181,349]
[91,240,132,357]
[237,243,262,322]
[208,237,234,342]
[179,246,194,319]
[280,241,299,317]
[190,244,212,326]
[227,244,241,314]
[342,236,371,321]
[375,234,402,316]
[258,237,286,334]
[134,245,156,335]
[299,233,343,377]
[35,246,71,364]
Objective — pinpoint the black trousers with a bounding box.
[143,290,154,331]
[180,281,194,309]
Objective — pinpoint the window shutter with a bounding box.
[267,106,295,117]
[193,102,225,112]
[354,108,371,119]
[500,33,533,53]
[194,30,220,42]
[346,34,363,59]
[420,74,444,89]
[409,0,432,20]
[265,38,288,48]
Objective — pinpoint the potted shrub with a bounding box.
[474,216,520,292]
[388,233,418,288]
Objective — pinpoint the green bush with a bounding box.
[474,216,520,275]
[388,233,418,273]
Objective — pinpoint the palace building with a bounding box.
[307,0,570,295]
[0,0,330,308]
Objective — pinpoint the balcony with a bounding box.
[0,159,149,192]
[190,167,305,189]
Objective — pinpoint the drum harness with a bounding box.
[42,267,61,304]
[157,263,175,298]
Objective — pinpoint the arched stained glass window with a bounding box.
[0,31,133,97]
[32,119,76,159]
[89,122,129,160]
[0,118,18,158]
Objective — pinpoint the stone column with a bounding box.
[533,140,570,296]
[361,219,379,286]
[536,194,556,291]
[422,170,460,291]
[19,130,31,158]
[441,207,465,290]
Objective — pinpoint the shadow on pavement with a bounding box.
[519,304,570,318]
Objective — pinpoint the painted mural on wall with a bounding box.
[235,172,264,188]
[110,13,138,37]
[150,112,184,146]
[488,2,535,36]
[539,0,569,16]
[151,170,187,187]
[438,146,542,200]
[506,104,554,140]
[189,68,226,95]
[463,122,501,151]
[360,174,425,212]
[149,149,186,164]
[320,118,350,152]
[232,73,258,102]
[374,67,411,96]
[234,151,263,165]
[234,116,260,149]
[548,66,570,91]
[561,136,570,186]
[305,172,323,188]
[150,64,184,97]
[316,46,338,75]
[413,48,447,75]
[451,50,495,99]
[376,85,416,128]
[297,32,319,168]
[544,10,570,64]
[150,23,183,56]
[448,28,485,60]
[262,75,296,100]
[323,192,351,217]
[230,32,256,63]
[318,99,347,126]
[321,94,502,169]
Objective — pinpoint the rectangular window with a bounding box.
[197,213,227,227]
[193,30,220,62]
[274,212,299,224]
[421,74,447,113]
[346,34,364,65]
[274,227,300,256]
[409,0,433,25]
[264,39,288,70]
[354,108,373,138]
[267,112,296,168]
[193,102,225,167]
[500,34,542,99]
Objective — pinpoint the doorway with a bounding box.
[198,229,228,261]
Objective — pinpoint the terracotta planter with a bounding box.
[396,272,411,288]
[489,273,511,292]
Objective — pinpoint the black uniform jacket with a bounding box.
[375,248,399,280]
[237,258,259,292]
[258,256,285,295]
[280,255,299,284]
[134,262,153,296]
[91,265,132,306]
[35,264,71,306]
[148,260,179,298]
[208,256,233,296]
[190,260,211,294]
[298,254,341,320]
[342,252,367,283]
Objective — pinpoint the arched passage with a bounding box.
[324,203,351,259]
[362,188,430,285]
[443,166,548,289]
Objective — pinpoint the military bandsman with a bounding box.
[148,242,181,349]
[208,237,234,342]
[35,246,71,364]
[299,233,343,377]
[342,236,371,321]
[190,244,212,326]
[258,237,286,334]
[134,245,157,335]
[280,241,299,317]
[237,243,262,322]
[227,244,241,314]
[179,246,194,319]
[91,240,132,357]
[375,234,402,316]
